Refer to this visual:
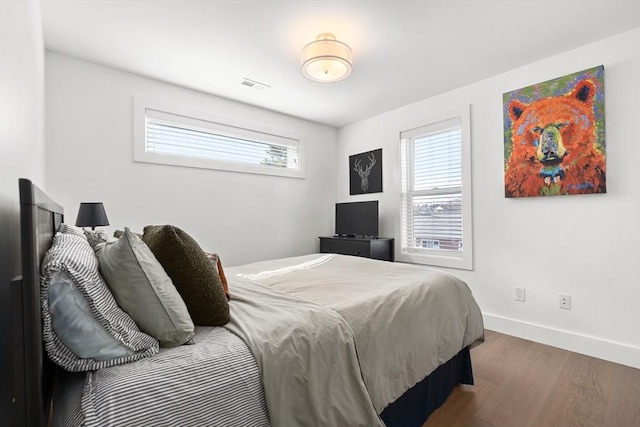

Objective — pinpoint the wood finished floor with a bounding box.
[423,330,640,427]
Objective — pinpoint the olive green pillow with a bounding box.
[142,225,230,326]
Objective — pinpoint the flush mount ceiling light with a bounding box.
[301,33,353,83]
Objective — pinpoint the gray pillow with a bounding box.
[143,225,230,326]
[95,228,195,347]
[41,230,159,371]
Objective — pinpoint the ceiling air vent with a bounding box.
[241,78,271,90]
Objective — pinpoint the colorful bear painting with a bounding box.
[503,66,606,198]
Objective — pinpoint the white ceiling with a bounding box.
[40,0,640,128]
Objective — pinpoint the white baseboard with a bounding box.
[482,313,640,369]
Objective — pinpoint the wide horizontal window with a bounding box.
[133,97,305,178]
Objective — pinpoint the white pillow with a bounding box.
[84,229,118,249]
[48,269,133,361]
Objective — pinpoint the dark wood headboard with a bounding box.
[11,179,63,427]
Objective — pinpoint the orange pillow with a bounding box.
[204,252,230,300]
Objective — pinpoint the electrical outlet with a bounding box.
[515,287,526,302]
[559,294,571,310]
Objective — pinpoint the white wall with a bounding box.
[45,52,338,266]
[338,29,640,368]
[0,0,47,421]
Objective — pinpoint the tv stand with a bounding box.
[319,236,394,262]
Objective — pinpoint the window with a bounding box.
[133,97,305,178]
[398,107,473,270]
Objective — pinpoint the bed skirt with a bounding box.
[381,346,473,427]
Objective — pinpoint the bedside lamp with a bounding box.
[75,202,110,230]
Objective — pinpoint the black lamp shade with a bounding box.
[75,202,110,230]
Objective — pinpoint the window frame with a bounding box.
[395,106,473,270]
[133,96,305,179]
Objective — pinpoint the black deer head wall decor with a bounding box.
[349,148,382,195]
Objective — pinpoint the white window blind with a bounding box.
[133,98,304,178]
[399,110,472,270]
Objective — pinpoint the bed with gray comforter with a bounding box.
[58,253,483,427]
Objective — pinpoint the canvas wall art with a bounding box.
[350,148,382,195]
[503,65,605,198]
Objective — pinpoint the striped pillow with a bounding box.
[41,229,159,371]
[58,223,86,238]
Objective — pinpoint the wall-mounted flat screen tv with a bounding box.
[335,201,379,237]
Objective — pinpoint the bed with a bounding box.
[11,178,484,427]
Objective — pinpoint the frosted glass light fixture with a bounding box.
[301,33,353,83]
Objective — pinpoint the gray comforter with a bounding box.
[225,254,484,427]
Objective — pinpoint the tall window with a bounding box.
[399,108,472,270]
[133,97,304,178]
